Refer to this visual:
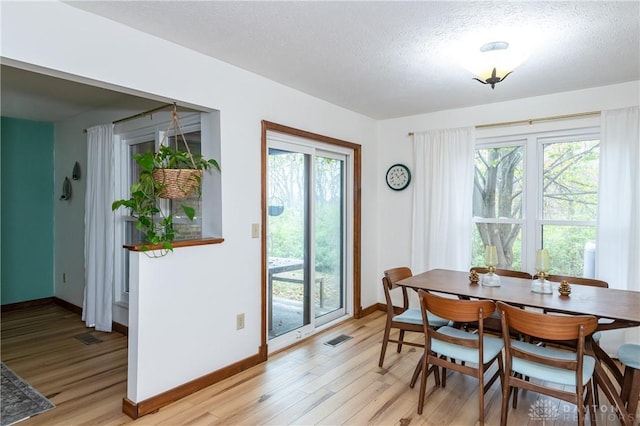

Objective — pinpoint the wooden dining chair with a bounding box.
[416,290,504,424]
[496,301,598,426]
[378,267,449,368]
[536,274,610,405]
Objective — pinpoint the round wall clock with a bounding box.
[385,163,411,191]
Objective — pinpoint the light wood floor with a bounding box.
[1,304,628,425]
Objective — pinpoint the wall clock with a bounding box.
[385,163,411,191]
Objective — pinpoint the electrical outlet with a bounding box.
[251,223,260,238]
[236,313,245,330]
[63,273,66,283]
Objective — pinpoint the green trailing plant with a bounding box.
[142,144,220,172]
[112,145,220,256]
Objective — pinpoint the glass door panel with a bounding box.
[267,148,310,339]
[314,155,345,324]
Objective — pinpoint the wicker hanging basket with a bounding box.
[153,168,202,199]
[152,105,201,199]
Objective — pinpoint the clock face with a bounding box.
[386,164,411,191]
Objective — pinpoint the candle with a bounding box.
[484,245,498,267]
[535,249,550,272]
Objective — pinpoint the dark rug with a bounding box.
[1,363,55,426]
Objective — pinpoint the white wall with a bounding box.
[1,1,378,402]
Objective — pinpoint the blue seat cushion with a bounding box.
[430,326,504,364]
[617,343,640,369]
[510,340,595,386]
[393,308,449,327]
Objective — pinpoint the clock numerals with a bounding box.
[386,164,411,191]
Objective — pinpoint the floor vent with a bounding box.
[74,333,103,345]
[324,334,352,347]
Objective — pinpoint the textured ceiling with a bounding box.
[64,1,640,119]
[3,1,639,122]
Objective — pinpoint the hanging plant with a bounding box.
[112,105,220,256]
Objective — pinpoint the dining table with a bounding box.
[397,268,640,425]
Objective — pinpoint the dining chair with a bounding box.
[416,290,504,424]
[378,267,449,368]
[538,274,610,405]
[496,301,598,426]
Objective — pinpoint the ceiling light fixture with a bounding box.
[464,40,527,89]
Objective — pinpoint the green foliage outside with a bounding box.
[473,139,599,276]
[268,152,343,311]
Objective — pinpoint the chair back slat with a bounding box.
[423,292,495,322]
[382,267,412,312]
[496,301,598,341]
[384,267,412,290]
[431,329,480,349]
[471,267,532,279]
[510,345,579,371]
[542,274,608,288]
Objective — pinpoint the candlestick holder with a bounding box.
[532,249,552,294]
[481,245,501,287]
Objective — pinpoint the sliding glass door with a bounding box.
[267,136,348,349]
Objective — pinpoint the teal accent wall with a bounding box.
[1,117,54,304]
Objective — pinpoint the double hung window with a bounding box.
[472,127,600,276]
[113,111,221,304]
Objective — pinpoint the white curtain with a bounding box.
[83,124,115,332]
[411,127,475,273]
[596,106,640,348]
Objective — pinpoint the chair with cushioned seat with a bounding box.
[416,290,504,424]
[617,343,640,422]
[497,301,598,426]
[378,267,449,368]
[539,274,610,404]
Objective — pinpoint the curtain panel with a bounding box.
[83,124,115,332]
[411,127,475,273]
[597,106,640,348]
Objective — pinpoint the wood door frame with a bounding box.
[260,121,362,359]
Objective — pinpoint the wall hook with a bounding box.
[60,177,72,200]
[72,161,81,180]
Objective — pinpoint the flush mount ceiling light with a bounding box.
[464,40,528,89]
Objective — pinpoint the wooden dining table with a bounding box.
[397,268,640,425]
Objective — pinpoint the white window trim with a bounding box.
[112,111,203,306]
[475,125,600,273]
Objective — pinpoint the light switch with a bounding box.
[251,223,260,238]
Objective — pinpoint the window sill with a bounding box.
[123,237,224,252]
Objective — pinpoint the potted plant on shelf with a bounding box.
[111,106,220,256]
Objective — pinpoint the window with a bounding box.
[113,110,221,304]
[472,128,599,276]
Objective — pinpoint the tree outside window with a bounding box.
[472,133,599,276]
